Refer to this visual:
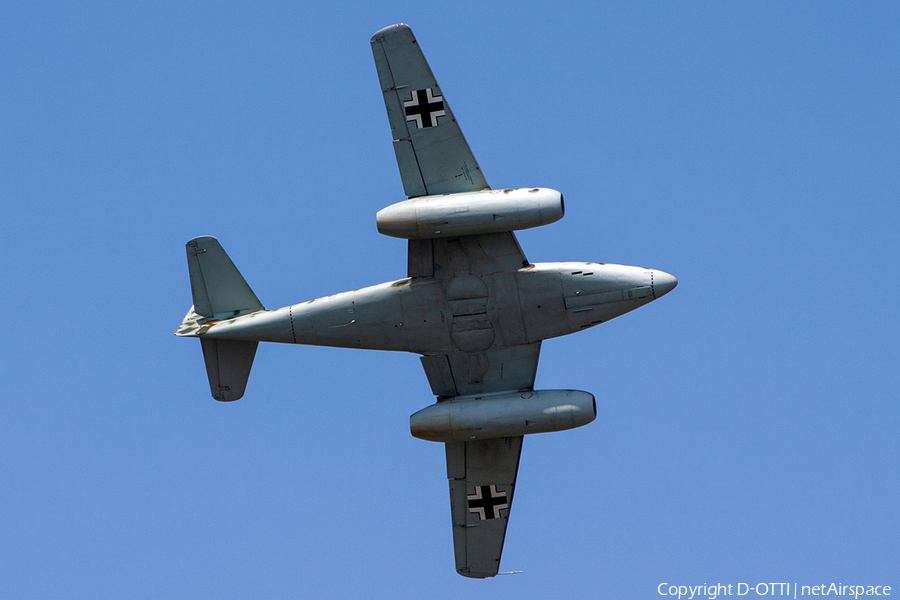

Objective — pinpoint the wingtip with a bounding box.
[371,23,410,43]
[456,569,496,579]
[186,234,218,247]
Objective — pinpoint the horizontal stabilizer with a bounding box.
[186,236,264,319]
[201,338,258,401]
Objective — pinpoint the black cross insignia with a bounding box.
[467,484,509,521]
[403,88,445,129]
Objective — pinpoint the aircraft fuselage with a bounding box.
[191,262,675,353]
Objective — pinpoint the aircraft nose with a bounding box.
[652,270,677,299]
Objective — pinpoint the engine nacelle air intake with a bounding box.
[409,389,595,443]
[377,187,564,239]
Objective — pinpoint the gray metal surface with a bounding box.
[410,390,596,442]
[376,188,564,239]
[371,24,489,197]
[176,23,678,578]
[186,236,263,319]
[200,338,258,401]
[446,436,523,578]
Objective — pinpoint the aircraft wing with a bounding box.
[415,232,540,578]
[372,24,536,578]
[371,24,489,197]
[423,337,539,578]
[445,436,523,578]
[413,230,536,396]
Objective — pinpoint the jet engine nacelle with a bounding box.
[409,389,595,442]
[377,187,564,239]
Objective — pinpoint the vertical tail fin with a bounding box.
[180,236,264,401]
[200,338,258,401]
[186,236,263,319]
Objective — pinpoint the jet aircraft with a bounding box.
[176,24,677,578]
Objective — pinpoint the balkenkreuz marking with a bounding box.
[467,484,509,521]
[403,88,445,129]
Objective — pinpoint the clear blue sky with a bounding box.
[2,2,898,598]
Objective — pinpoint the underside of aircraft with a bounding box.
[176,24,677,578]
